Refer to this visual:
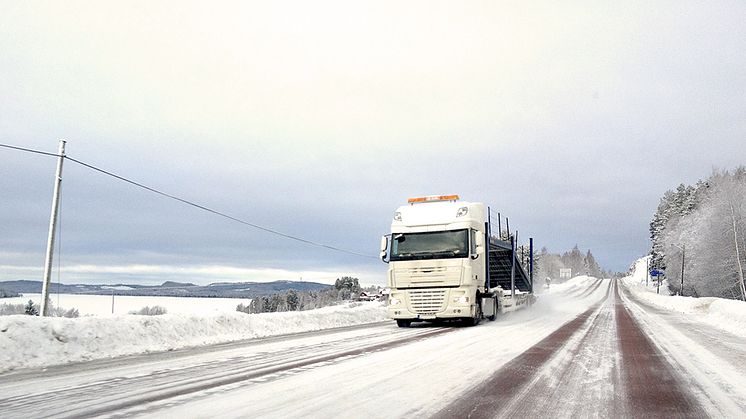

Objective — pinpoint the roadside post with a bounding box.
[650,269,664,294]
[41,140,66,317]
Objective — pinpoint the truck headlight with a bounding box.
[453,295,469,304]
[389,297,401,306]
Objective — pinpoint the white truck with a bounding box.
[380,195,534,327]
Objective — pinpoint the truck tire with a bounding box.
[487,296,498,321]
[466,304,482,326]
[396,319,412,328]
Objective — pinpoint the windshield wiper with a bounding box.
[394,250,462,260]
[431,250,463,257]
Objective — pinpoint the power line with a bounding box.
[2,141,377,259]
[65,156,376,259]
[0,143,61,157]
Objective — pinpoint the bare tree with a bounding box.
[659,168,746,300]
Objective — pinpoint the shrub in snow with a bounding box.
[53,307,80,318]
[24,300,39,316]
[1,302,80,317]
[129,305,168,315]
[45,301,81,318]
[0,303,26,316]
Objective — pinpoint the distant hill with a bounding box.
[160,281,196,288]
[0,280,331,298]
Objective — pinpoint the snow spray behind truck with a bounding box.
[380,195,534,327]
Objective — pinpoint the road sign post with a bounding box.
[649,269,665,294]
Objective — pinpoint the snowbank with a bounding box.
[621,257,746,338]
[0,302,387,372]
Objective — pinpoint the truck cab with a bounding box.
[381,195,494,327]
[381,195,534,327]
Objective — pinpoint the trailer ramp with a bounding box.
[487,237,532,293]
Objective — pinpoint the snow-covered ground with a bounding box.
[0,277,605,376]
[621,257,746,338]
[0,276,606,374]
[2,293,253,316]
[4,269,745,417]
[0,302,387,372]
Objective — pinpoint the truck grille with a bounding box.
[408,266,447,275]
[408,289,446,314]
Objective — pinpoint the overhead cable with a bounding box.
[0,143,61,157]
[63,156,377,259]
[1,142,376,259]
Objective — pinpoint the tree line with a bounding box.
[533,245,608,282]
[236,276,375,314]
[649,167,746,300]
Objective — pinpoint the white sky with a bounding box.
[1,1,745,285]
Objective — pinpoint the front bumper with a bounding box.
[388,288,476,320]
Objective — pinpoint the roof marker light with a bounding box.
[407,194,460,204]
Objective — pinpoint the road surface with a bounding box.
[1,278,744,418]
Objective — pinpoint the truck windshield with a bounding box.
[390,229,469,261]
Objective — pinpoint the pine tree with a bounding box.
[24,300,38,316]
[286,290,300,311]
[584,250,601,277]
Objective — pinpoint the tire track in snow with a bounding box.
[613,280,706,418]
[433,281,612,419]
[576,277,604,298]
[558,277,601,299]
[434,279,707,418]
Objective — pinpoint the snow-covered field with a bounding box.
[0,302,387,372]
[2,293,252,316]
[621,257,746,338]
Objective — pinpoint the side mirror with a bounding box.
[472,233,485,259]
[380,235,389,263]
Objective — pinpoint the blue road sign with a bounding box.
[650,269,665,277]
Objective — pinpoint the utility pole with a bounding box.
[41,140,66,317]
[671,243,686,296]
[529,237,534,294]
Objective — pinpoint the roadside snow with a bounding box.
[621,257,746,338]
[2,293,254,316]
[0,302,387,372]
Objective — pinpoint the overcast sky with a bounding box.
[1,1,745,286]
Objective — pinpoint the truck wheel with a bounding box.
[396,319,412,328]
[466,304,482,326]
[487,296,498,321]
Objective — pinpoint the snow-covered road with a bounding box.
[1,270,744,418]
